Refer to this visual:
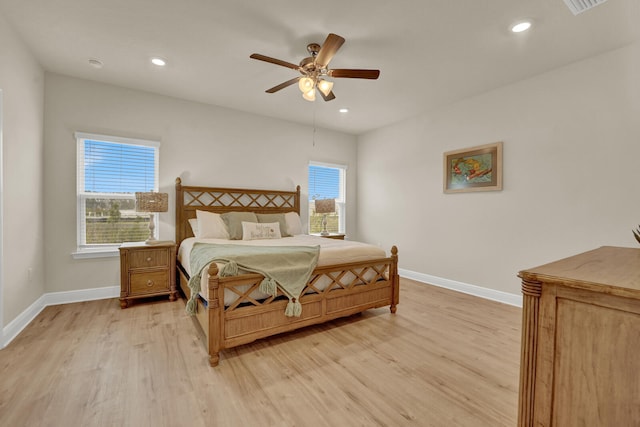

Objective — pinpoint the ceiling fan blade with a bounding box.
[315,33,345,68]
[329,69,380,79]
[265,77,300,93]
[250,53,300,71]
[319,90,336,102]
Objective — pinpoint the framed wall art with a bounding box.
[443,142,503,193]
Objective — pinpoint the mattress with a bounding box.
[178,235,387,306]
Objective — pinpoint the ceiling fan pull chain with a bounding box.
[312,102,317,147]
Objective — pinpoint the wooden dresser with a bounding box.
[517,246,640,427]
[119,241,177,308]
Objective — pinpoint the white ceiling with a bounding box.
[1,0,638,135]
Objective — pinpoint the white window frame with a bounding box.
[73,132,160,259]
[308,161,347,234]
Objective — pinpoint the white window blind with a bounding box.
[308,162,346,234]
[75,132,159,255]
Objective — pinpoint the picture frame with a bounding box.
[443,141,503,193]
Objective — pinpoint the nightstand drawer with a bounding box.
[129,248,169,268]
[130,270,170,294]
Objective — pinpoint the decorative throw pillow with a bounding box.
[256,213,290,237]
[188,218,199,237]
[196,210,230,239]
[284,212,303,235]
[221,211,258,240]
[241,222,282,240]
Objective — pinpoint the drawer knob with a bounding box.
[147,280,154,287]
[146,257,152,262]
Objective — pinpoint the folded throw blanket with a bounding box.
[187,243,320,317]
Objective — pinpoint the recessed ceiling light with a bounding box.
[511,21,532,33]
[151,57,166,67]
[88,58,103,69]
[339,108,349,113]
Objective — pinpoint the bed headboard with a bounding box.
[175,177,301,246]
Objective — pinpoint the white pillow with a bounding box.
[284,212,303,235]
[188,218,199,237]
[241,221,282,240]
[196,210,230,239]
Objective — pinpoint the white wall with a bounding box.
[357,42,640,296]
[0,13,46,326]
[43,73,358,293]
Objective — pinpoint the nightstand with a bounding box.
[313,233,346,240]
[119,241,177,308]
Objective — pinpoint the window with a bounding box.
[308,162,346,234]
[75,132,159,257]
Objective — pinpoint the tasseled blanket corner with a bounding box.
[185,292,197,316]
[220,260,238,277]
[259,277,277,296]
[285,298,302,317]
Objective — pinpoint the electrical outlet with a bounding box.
[27,267,33,282]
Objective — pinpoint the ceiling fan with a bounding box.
[250,33,380,102]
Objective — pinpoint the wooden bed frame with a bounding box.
[175,177,399,366]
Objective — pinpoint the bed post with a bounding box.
[390,246,399,314]
[295,185,301,214]
[207,263,222,367]
[175,177,183,245]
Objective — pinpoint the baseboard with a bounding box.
[399,268,522,307]
[1,285,119,349]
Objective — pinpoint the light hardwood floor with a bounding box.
[0,279,521,426]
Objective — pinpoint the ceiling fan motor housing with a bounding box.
[300,43,323,76]
[299,56,315,70]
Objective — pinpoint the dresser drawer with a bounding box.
[130,270,170,294]
[129,248,169,268]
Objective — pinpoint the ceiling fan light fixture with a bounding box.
[298,77,315,93]
[302,89,316,102]
[317,79,333,96]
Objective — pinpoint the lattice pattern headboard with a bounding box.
[175,177,301,246]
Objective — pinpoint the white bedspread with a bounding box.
[178,235,387,306]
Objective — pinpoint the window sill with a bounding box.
[71,248,119,259]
